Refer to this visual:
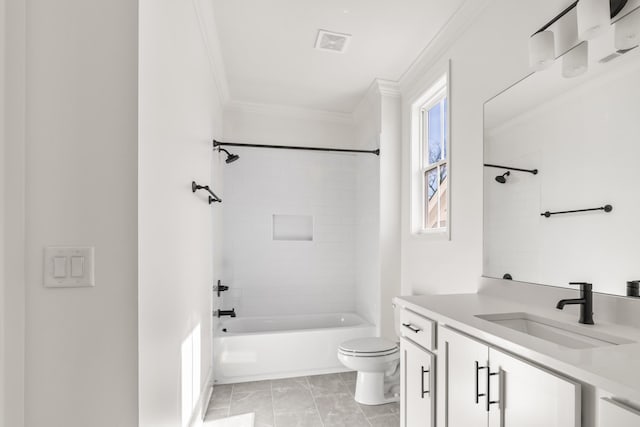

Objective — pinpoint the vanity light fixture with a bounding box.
[615,9,640,50]
[562,42,589,77]
[529,31,556,70]
[578,0,612,40]
[529,0,628,71]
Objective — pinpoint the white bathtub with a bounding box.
[213,313,375,384]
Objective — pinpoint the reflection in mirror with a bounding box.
[483,8,640,297]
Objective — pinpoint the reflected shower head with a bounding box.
[495,171,510,184]
[219,148,240,164]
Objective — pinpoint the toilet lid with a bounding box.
[338,338,398,356]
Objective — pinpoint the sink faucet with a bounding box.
[556,282,594,325]
[215,308,236,318]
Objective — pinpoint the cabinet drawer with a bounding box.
[400,308,436,351]
[600,398,640,426]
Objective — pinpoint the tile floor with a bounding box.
[204,372,399,427]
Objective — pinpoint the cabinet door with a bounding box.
[438,327,489,427]
[599,398,640,426]
[488,347,581,427]
[401,337,435,427]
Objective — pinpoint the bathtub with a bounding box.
[213,313,376,384]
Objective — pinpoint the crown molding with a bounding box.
[399,0,493,96]
[225,100,354,125]
[192,0,231,104]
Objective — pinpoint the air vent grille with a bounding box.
[315,29,351,53]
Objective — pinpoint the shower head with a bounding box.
[495,171,510,184]
[219,148,240,164]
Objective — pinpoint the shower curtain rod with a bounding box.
[213,140,380,156]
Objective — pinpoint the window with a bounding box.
[410,71,450,236]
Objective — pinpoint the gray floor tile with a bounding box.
[230,390,274,427]
[273,410,323,427]
[359,401,400,418]
[204,407,230,421]
[344,381,357,397]
[368,413,400,427]
[210,384,233,409]
[323,412,371,427]
[314,392,365,422]
[307,373,349,396]
[232,380,272,393]
[271,377,310,391]
[272,388,316,414]
[338,371,357,383]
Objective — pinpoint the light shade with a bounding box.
[615,9,640,50]
[562,42,589,78]
[577,0,611,40]
[529,31,555,71]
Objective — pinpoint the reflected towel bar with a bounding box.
[484,163,538,175]
[192,181,222,204]
[541,204,612,218]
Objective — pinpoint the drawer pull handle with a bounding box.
[421,366,430,398]
[475,361,486,404]
[402,323,422,333]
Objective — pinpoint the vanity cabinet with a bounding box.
[438,326,581,427]
[599,398,640,426]
[400,337,435,427]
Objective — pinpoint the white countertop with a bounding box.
[394,292,640,403]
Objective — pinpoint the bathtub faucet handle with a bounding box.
[214,279,230,297]
[215,308,236,318]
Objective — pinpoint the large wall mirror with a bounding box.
[483,7,640,297]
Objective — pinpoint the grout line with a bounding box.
[307,376,326,427]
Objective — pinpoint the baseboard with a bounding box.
[189,367,215,427]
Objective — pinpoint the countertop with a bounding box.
[394,292,640,403]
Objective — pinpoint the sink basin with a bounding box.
[475,312,634,349]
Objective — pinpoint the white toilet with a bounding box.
[337,309,401,405]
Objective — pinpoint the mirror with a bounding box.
[483,9,640,297]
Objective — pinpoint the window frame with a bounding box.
[409,66,451,239]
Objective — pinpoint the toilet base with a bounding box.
[354,371,400,405]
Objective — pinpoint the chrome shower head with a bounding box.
[495,171,510,184]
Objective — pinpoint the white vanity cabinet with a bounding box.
[599,398,640,426]
[400,337,435,427]
[438,326,581,427]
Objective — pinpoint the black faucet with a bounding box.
[213,280,229,297]
[556,282,594,325]
[216,308,236,318]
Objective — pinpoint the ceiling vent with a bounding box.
[315,29,351,53]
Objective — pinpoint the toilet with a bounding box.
[337,308,401,405]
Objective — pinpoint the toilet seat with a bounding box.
[338,338,399,358]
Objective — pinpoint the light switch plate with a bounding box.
[44,247,95,288]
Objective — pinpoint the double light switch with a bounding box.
[45,247,95,288]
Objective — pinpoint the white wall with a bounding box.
[2,1,25,425]
[138,0,224,426]
[21,0,138,426]
[221,146,361,317]
[0,0,6,422]
[400,0,589,296]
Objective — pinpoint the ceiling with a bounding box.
[211,0,468,114]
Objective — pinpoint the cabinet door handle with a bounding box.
[486,366,500,412]
[475,361,486,404]
[421,365,430,398]
[402,323,422,333]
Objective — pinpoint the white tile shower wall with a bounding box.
[222,147,363,317]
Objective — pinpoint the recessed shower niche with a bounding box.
[272,214,313,241]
